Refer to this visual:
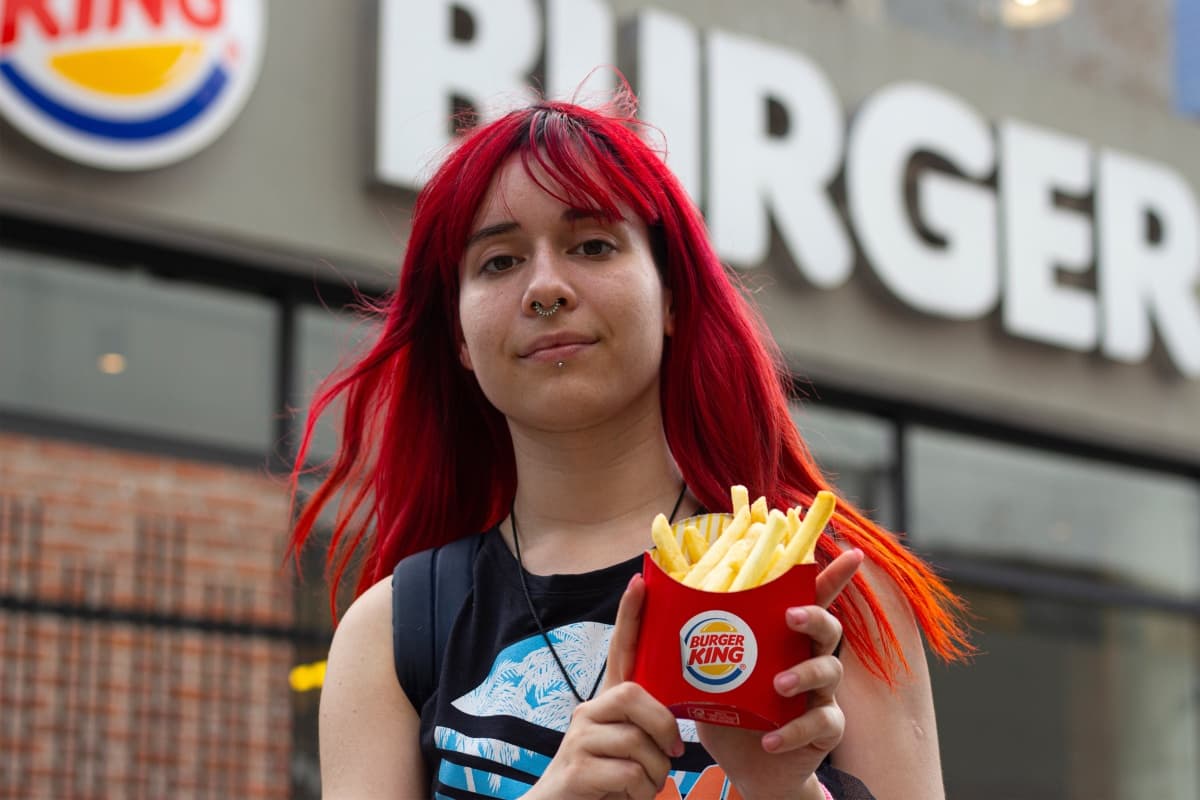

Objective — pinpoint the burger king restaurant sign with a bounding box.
[0,0,264,170]
[376,0,1200,380]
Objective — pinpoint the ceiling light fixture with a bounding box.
[982,0,1075,29]
[97,353,127,375]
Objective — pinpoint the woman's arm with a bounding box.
[319,577,428,799]
[833,561,946,800]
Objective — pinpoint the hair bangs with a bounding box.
[526,104,662,223]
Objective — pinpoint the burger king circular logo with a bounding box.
[0,0,266,170]
[680,611,758,693]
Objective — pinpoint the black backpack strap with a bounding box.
[391,533,483,712]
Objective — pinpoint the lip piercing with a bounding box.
[531,299,564,318]
[556,361,565,368]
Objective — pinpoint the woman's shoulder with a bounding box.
[349,573,395,617]
[321,574,412,742]
[323,575,402,708]
[832,555,945,797]
[328,575,395,664]
[321,579,427,794]
[856,554,920,629]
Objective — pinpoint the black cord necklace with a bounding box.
[510,482,689,704]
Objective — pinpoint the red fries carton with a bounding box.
[631,513,820,731]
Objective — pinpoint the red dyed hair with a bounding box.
[289,97,971,681]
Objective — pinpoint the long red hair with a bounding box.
[289,97,971,681]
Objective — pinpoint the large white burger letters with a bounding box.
[374,0,1200,378]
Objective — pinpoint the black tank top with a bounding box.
[415,528,873,799]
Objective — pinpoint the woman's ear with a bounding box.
[663,288,675,337]
[454,312,474,370]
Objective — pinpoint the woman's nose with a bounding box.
[521,248,576,317]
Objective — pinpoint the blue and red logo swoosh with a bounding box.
[0,58,227,140]
[0,2,264,170]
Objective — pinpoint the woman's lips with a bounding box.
[523,342,593,362]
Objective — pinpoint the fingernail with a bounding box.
[775,672,799,694]
[787,607,809,626]
[672,740,685,758]
[626,573,640,590]
[762,733,782,752]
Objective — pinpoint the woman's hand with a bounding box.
[526,575,685,800]
[697,548,864,799]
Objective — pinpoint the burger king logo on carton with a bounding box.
[680,611,758,693]
[0,0,265,170]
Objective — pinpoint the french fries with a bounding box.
[651,512,690,573]
[682,505,751,588]
[652,485,838,592]
[728,509,787,591]
[731,485,749,515]
[682,525,706,564]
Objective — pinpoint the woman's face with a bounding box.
[457,155,673,433]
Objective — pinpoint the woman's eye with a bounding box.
[574,239,615,257]
[482,254,519,273]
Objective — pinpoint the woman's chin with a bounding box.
[504,386,658,436]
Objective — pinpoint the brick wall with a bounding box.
[0,431,301,799]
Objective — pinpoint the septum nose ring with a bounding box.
[531,299,564,318]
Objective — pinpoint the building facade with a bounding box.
[1,1,1197,798]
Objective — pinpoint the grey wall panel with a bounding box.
[2,0,1197,460]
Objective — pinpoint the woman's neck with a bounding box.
[504,403,689,574]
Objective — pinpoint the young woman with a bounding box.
[290,95,971,800]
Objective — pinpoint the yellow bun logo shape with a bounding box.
[680,611,757,693]
[0,0,265,170]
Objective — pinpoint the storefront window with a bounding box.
[790,403,898,529]
[0,246,277,451]
[294,305,379,464]
[933,588,1200,800]
[907,427,1200,599]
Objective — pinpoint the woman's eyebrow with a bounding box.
[562,208,608,223]
[465,221,519,248]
